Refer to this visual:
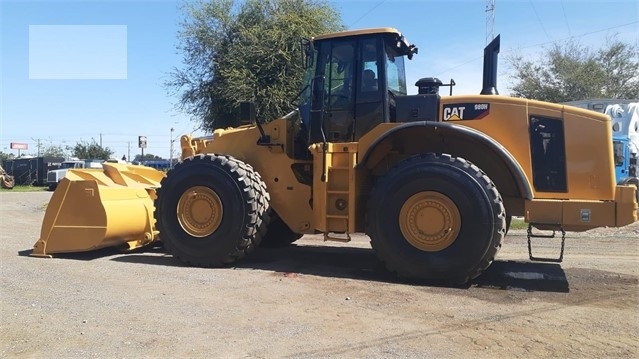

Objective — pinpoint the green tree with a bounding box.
[134,153,163,162]
[167,0,343,131]
[41,144,68,158]
[508,38,639,102]
[0,151,14,163]
[71,140,113,160]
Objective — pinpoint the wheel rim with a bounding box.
[177,186,223,237]
[399,191,461,252]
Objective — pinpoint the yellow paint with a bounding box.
[37,94,637,257]
[313,27,401,41]
[33,163,163,256]
[439,95,616,201]
[524,183,637,231]
[186,118,315,234]
[310,142,358,234]
[177,186,223,237]
[399,191,461,252]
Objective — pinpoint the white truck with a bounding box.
[46,160,103,190]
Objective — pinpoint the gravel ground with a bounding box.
[1,191,638,358]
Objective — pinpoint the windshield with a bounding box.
[60,162,78,169]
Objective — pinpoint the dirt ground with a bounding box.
[1,191,638,358]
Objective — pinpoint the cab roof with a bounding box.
[313,27,402,41]
[311,27,417,59]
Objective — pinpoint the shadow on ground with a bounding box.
[21,242,570,292]
[474,261,568,292]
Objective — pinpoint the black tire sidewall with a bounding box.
[368,156,497,281]
[157,156,251,264]
[260,215,303,248]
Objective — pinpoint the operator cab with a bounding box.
[299,28,418,144]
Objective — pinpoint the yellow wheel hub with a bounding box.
[177,186,223,237]
[399,191,461,252]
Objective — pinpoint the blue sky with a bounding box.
[1,0,637,160]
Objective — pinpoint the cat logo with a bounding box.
[442,103,490,121]
[443,106,465,121]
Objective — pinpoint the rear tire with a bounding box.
[155,154,270,267]
[366,153,505,284]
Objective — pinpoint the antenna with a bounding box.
[485,0,495,45]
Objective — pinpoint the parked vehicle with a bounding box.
[0,164,15,189]
[2,157,65,186]
[46,160,103,190]
[34,28,638,284]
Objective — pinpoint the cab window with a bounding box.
[361,38,379,93]
[318,40,355,110]
[385,43,407,95]
[529,116,567,192]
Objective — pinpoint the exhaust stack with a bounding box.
[480,35,500,95]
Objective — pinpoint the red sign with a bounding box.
[10,142,28,150]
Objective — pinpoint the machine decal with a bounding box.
[443,103,490,121]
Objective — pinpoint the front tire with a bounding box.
[366,153,505,284]
[155,155,270,267]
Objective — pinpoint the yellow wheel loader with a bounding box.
[0,164,15,189]
[34,28,638,284]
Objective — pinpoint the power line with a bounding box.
[349,0,386,28]
[433,20,639,77]
[517,20,639,50]
[529,0,552,42]
[560,0,572,37]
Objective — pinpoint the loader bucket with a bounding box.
[32,163,166,257]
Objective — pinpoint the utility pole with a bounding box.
[486,0,495,45]
[31,138,42,157]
